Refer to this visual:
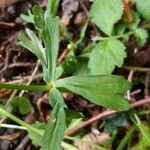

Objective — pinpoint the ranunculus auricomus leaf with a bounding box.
[56,75,131,111]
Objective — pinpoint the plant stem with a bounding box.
[0,107,43,136]
[0,83,52,92]
[93,31,133,42]
[93,22,150,42]
[0,123,27,130]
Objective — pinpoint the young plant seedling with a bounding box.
[0,0,132,150]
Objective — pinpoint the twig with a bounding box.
[131,89,141,96]
[0,21,15,27]
[8,62,34,69]
[58,43,73,65]
[65,97,150,136]
[0,131,23,141]
[0,46,10,75]
[127,70,134,100]
[122,65,150,72]
[123,0,133,23]
[0,61,40,123]
[0,0,20,7]
[144,72,150,98]
[15,135,30,150]
[58,48,69,64]
[0,62,35,75]
[6,73,43,84]
[19,60,40,96]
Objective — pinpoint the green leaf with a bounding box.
[117,125,136,150]
[90,0,123,35]
[33,5,44,29]
[63,55,78,74]
[56,75,131,110]
[42,89,66,150]
[88,39,126,75]
[134,0,150,21]
[130,113,150,148]
[134,28,148,46]
[20,10,34,24]
[73,58,90,76]
[11,96,32,115]
[116,24,126,36]
[55,64,64,80]
[76,21,88,45]
[28,130,43,146]
[44,12,59,81]
[47,0,60,16]
[136,123,150,148]
[65,109,83,127]
[116,11,141,36]
[18,28,47,66]
[66,118,83,132]
[42,103,66,150]
[48,88,66,107]
[28,122,45,146]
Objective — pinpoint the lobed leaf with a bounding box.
[33,5,44,29]
[18,28,47,66]
[44,12,60,81]
[20,10,34,24]
[56,75,131,110]
[42,89,66,150]
[90,0,123,35]
[88,39,126,75]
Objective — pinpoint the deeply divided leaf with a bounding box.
[90,0,123,35]
[42,104,66,150]
[18,29,47,66]
[47,0,60,16]
[44,12,59,81]
[88,39,126,75]
[56,75,131,110]
[42,89,66,150]
[33,5,44,29]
